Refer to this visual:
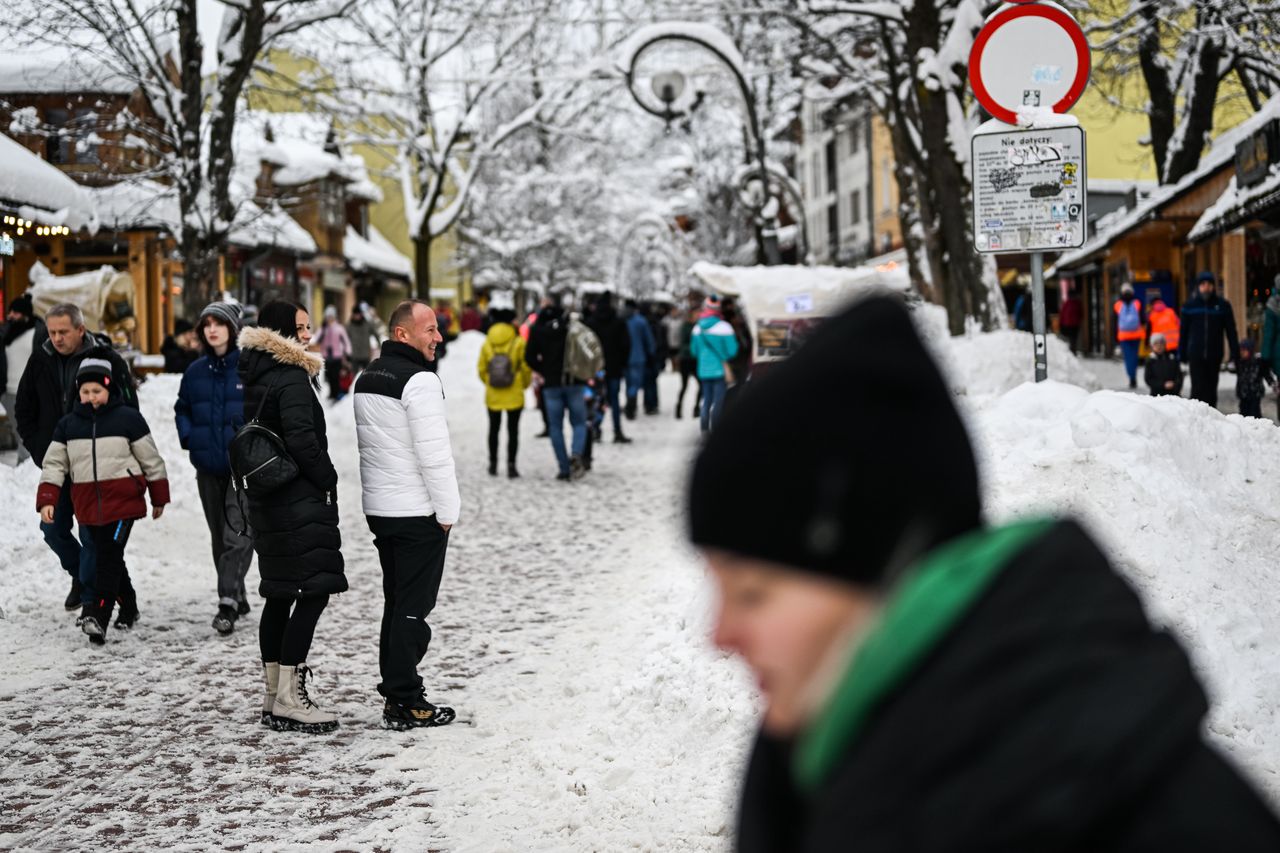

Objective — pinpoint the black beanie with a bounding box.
[688,294,982,588]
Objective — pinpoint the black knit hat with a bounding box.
[688,294,982,588]
[9,294,33,317]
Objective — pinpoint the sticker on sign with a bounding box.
[969,3,1090,126]
[971,124,1087,254]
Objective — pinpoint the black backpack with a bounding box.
[229,371,299,500]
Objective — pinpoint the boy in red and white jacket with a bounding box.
[37,359,169,644]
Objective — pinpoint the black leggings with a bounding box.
[260,596,329,666]
[677,360,702,413]
[487,408,521,465]
[324,359,344,401]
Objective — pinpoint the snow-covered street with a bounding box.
[4,322,1280,850]
[0,333,757,850]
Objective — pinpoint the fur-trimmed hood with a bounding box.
[237,326,322,377]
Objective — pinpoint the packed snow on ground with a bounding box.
[0,323,1275,849]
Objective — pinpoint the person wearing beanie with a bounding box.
[162,317,201,374]
[1180,270,1239,407]
[690,294,1280,852]
[37,358,169,645]
[1114,282,1144,389]
[1235,338,1274,419]
[2,293,42,460]
[689,293,739,433]
[15,301,137,615]
[1144,332,1183,397]
[175,300,254,635]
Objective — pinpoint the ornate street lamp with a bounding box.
[619,23,783,265]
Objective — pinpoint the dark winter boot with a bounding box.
[115,593,139,629]
[237,599,251,617]
[212,604,238,636]
[383,693,456,730]
[81,598,113,646]
[64,578,83,613]
[624,398,637,420]
[570,455,587,481]
[507,462,520,479]
[613,433,632,444]
[488,458,498,477]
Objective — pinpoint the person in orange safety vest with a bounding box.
[1148,299,1180,353]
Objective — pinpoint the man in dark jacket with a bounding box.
[1179,271,1240,407]
[623,300,655,420]
[585,293,631,443]
[689,295,1280,852]
[525,297,588,480]
[175,301,253,635]
[16,302,136,612]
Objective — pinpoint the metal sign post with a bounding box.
[1030,252,1048,381]
[968,0,1091,383]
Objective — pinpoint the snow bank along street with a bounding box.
[3,318,1278,849]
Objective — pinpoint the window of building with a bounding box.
[848,120,861,156]
[74,108,100,166]
[44,108,70,164]
[825,139,838,197]
[827,202,839,254]
[850,189,862,225]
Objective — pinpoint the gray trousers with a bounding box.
[196,471,254,608]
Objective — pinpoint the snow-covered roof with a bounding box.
[345,224,411,278]
[92,179,180,232]
[1054,94,1280,272]
[0,132,98,231]
[1188,167,1280,242]
[229,200,317,254]
[236,112,367,189]
[0,48,136,95]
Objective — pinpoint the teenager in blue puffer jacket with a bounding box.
[175,301,254,636]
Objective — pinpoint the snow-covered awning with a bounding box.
[345,224,411,279]
[1188,167,1280,242]
[92,179,180,232]
[229,201,317,255]
[0,132,98,232]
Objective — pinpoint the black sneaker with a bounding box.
[237,599,251,617]
[115,595,139,629]
[507,465,520,479]
[555,472,571,482]
[64,578,83,612]
[613,434,632,444]
[383,695,456,730]
[212,605,238,635]
[488,460,498,477]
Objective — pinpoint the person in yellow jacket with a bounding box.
[477,308,531,478]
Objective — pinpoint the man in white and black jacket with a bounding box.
[353,300,461,730]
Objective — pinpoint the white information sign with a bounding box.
[785,293,813,314]
[971,125,1087,254]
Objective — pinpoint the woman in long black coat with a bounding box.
[237,301,345,734]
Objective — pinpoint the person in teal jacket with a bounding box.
[689,294,739,433]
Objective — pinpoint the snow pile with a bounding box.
[913,303,1100,398]
[974,381,1280,795]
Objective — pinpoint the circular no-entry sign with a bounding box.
[969,2,1091,125]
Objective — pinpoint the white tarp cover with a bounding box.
[689,261,909,362]
[27,261,136,342]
